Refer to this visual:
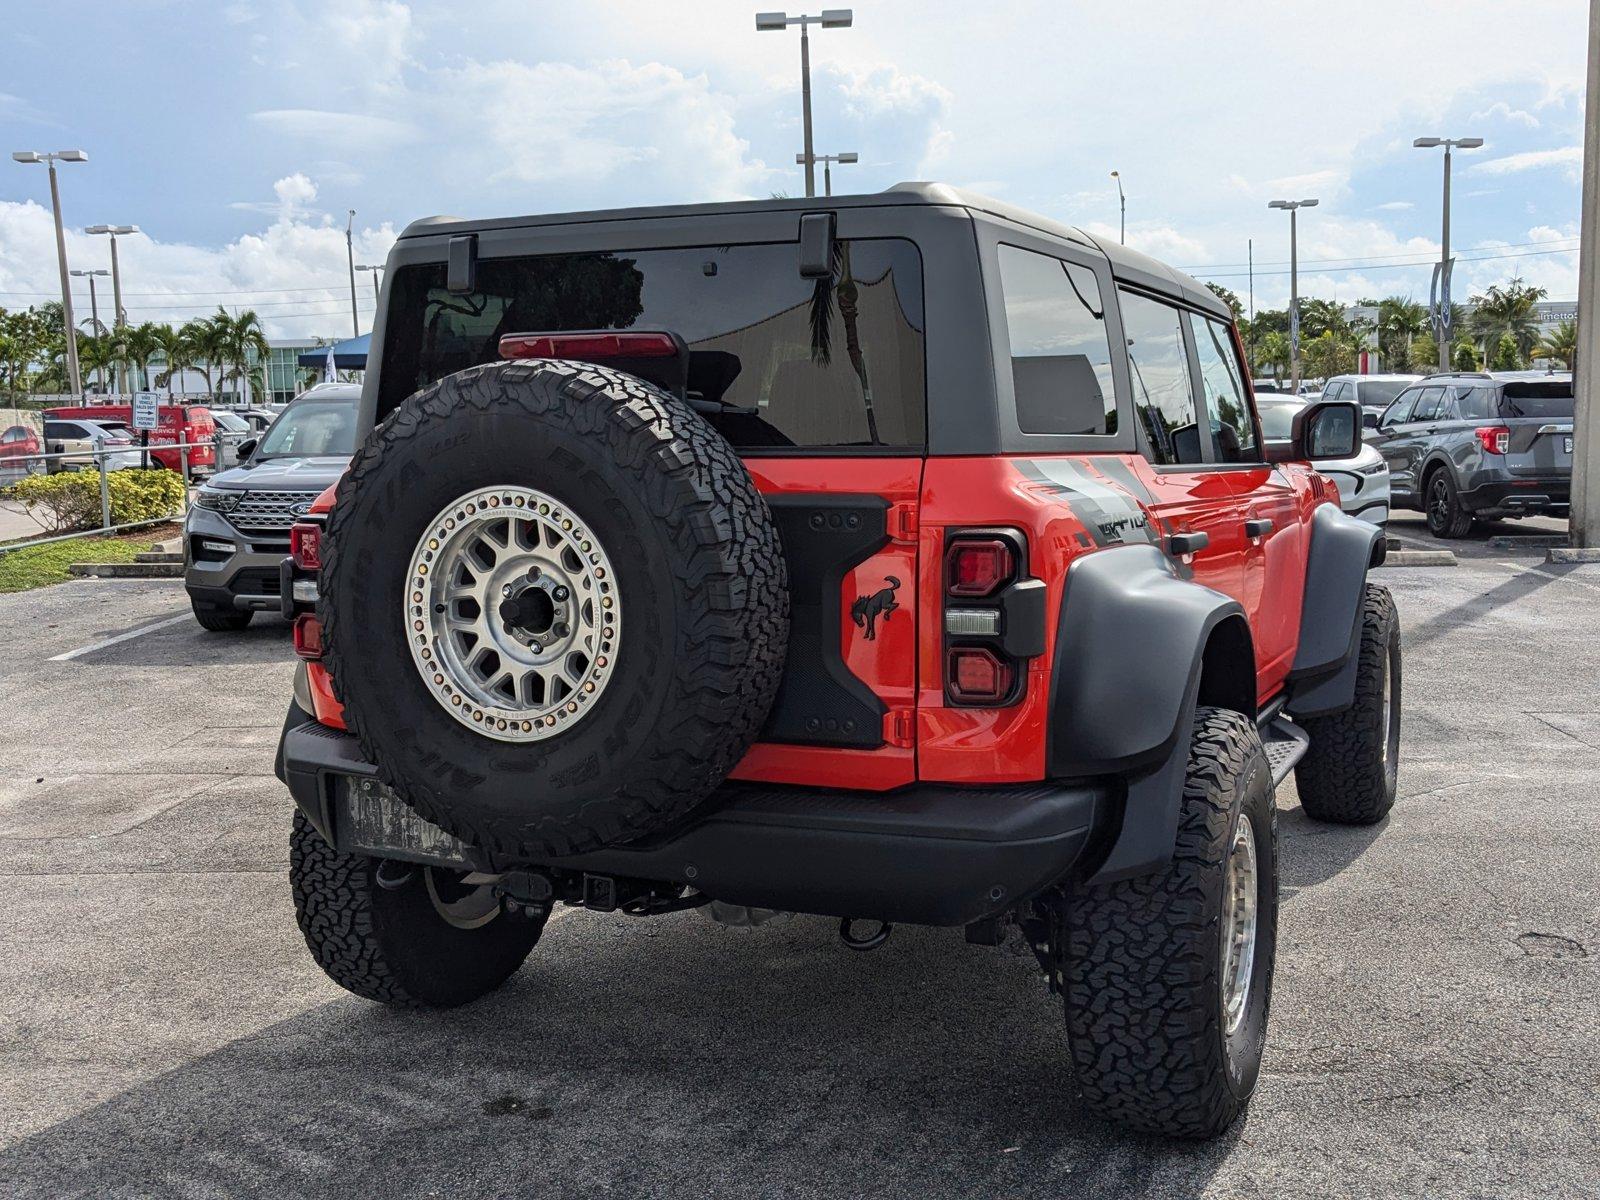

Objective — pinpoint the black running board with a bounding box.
[1261,715,1310,786]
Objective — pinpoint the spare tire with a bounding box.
[321,359,788,862]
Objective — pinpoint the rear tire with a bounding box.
[1057,707,1278,1139]
[289,810,542,1008]
[1424,468,1474,539]
[1294,584,1400,825]
[191,601,252,632]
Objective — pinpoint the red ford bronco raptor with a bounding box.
[276,184,1400,1139]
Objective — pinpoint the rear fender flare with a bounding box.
[1046,543,1249,882]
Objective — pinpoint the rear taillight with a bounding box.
[1475,425,1510,455]
[293,613,323,660]
[946,538,1014,597]
[943,531,1030,707]
[290,522,323,571]
[947,647,1014,705]
[499,331,679,360]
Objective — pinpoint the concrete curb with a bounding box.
[1547,546,1600,564]
[67,562,184,579]
[150,538,181,555]
[1379,549,1458,567]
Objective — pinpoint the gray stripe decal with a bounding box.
[1015,459,1156,547]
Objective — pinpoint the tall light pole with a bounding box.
[355,263,384,303]
[86,224,138,393]
[12,149,88,400]
[345,209,360,338]
[1569,0,1600,554]
[1111,170,1125,244]
[758,10,853,198]
[1268,198,1318,391]
[1414,136,1484,371]
[70,269,109,390]
[797,151,857,197]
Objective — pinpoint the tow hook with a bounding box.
[373,859,416,891]
[838,917,893,951]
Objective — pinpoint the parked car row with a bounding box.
[183,384,359,629]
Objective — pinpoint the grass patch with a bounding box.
[0,525,178,593]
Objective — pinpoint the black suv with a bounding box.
[1369,370,1574,537]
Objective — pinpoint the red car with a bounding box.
[41,403,216,474]
[0,424,43,474]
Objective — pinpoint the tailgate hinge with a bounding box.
[887,501,919,543]
[885,708,917,748]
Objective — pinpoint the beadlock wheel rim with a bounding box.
[1220,811,1259,1038]
[406,486,620,743]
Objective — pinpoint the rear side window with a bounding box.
[1500,380,1574,418]
[379,239,926,450]
[1453,386,1497,420]
[1187,313,1257,462]
[1322,381,1347,403]
[1379,392,1417,426]
[1120,291,1204,464]
[997,244,1116,435]
[1357,379,1410,409]
[44,422,83,438]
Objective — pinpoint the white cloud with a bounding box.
[250,109,417,147]
[1470,146,1583,181]
[1373,201,1414,211]
[0,184,398,341]
[1469,100,1540,128]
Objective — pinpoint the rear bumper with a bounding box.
[1461,476,1570,516]
[276,705,1109,927]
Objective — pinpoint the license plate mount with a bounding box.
[336,775,472,868]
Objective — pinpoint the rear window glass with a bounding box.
[255,399,358,459]
[379,239,926,450]
[997,244,1116,435]
[1499,379,1573,418]
[1356,379,1409,409]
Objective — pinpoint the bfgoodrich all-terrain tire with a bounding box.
[1058,707,1279,1139]
[289,811,541,1007]
[321,360,788,863]
[1295,583,1400,824]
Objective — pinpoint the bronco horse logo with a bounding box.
[851,576,901,641]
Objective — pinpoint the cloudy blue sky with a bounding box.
[1,0,1589,337]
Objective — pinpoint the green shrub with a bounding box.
[3,468,186,535]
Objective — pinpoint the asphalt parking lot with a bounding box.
[1,553,1597,1199]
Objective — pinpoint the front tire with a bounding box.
[1424,468,1474,538]
[1057,707,1279,1139]
[191,601,252,632]
[289,810,542,1008]
[1294,584,1400,825]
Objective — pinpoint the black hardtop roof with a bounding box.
[397,181,1229,319]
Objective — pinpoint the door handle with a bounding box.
[1244,518,1274,539]
[1167,531,1210,557]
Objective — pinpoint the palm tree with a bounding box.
[213,308,270,405]
[1376,297,1428,373]
[1470,278,1546,364]
[151,324,192,396]
[120,322,163,392]
[1255,331,1290,382]
[1539,319,1577,369]
[188,314,231,398]
[78,332,116,393]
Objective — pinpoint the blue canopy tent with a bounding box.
[297,333,370,371]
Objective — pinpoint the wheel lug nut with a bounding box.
[502,585,513,597]
[530,641,543,653]
[553,586,569,601]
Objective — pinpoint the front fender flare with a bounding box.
[1288,502,1381,717]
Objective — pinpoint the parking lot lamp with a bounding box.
[355,263,384,303]
[1111,171,1125,244]
[12,149,88,400]
[798,151,857,196]
[1414,137,1484,371]
[1268,198,1318,391]
[758,10,853,198]
[86,224,139,392]
[69,269,110,390]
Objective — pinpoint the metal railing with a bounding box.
[0,434,224,557]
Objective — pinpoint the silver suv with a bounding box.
[185,384,359,630]
[1369,371,1573,538]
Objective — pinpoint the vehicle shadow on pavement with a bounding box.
[0,914,1244,1200]
[1274,800,1387,898]
[1402,562,1581,648]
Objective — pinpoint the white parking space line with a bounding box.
[49,613,191,662]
